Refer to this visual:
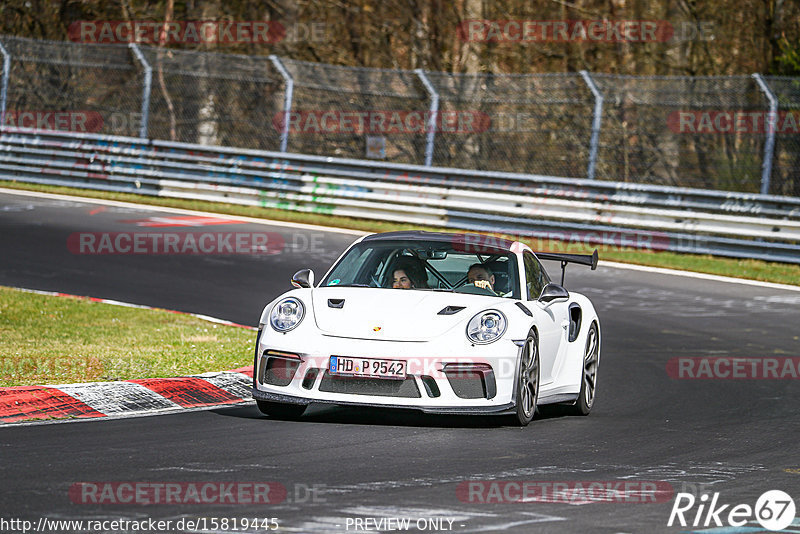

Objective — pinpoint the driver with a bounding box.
[467,263,496,292]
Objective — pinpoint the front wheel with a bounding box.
[256,400,306,420]
[566,322,599,416]
[510,330,540,426]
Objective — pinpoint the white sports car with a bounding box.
[252,231,600,425]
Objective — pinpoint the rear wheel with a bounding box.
[566,322,599,416]
[511,331,539,426]
[256,400,306,420]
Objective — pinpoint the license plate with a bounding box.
[329,356,407,379]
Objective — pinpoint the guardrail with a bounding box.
[1,127,799,264]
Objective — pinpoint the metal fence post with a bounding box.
[580,70,603,181]
[128,43,152,139]
[269,55,294,153]
[415,69,439,167]
[752,73,777,196]
[0,40,10,127]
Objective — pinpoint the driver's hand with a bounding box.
[473,280,491,290]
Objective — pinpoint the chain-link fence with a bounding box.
[0,36,142,137]
[280,59,428,163]
[592,74,770,192]
[139,46,284,149]
[0,35,798,196]
[424,72,593,177]
[768,76,800,197]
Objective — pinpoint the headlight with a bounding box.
[466,310,507,344]
[270,298,305,332]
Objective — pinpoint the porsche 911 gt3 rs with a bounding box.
[252,231,600,425]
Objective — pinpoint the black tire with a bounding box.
[566,322,600,416]
[256,400,306,420]
[510,330,540,426]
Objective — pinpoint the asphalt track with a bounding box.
[1,189,799,533]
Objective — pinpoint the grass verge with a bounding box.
[1,180,798,286]
[0,286,255,387]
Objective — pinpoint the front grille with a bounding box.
[318,371,421,398]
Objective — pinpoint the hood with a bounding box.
[311,288,503,342]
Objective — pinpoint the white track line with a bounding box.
[8,286,257,329]
[2,186,798,291]
[600,260,800,292]
[0,186,366,236]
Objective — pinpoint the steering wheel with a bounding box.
[452,282,497,296]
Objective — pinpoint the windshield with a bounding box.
[320,239,520,299]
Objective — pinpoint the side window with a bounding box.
[523,252,548,300]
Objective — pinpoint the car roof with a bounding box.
[361,230,518,251]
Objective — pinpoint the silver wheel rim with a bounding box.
[583,326,599,407]
[519,337,539,418]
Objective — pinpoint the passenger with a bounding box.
[467,263,496,292]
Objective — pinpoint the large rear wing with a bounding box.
[535,249,599,285]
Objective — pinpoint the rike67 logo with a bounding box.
[668,490,796,531]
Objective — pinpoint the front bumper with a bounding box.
[252,389,516,415]
[252,329,523,414]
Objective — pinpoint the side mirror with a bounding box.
[538,283,569,303]
[291,269,314,289]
